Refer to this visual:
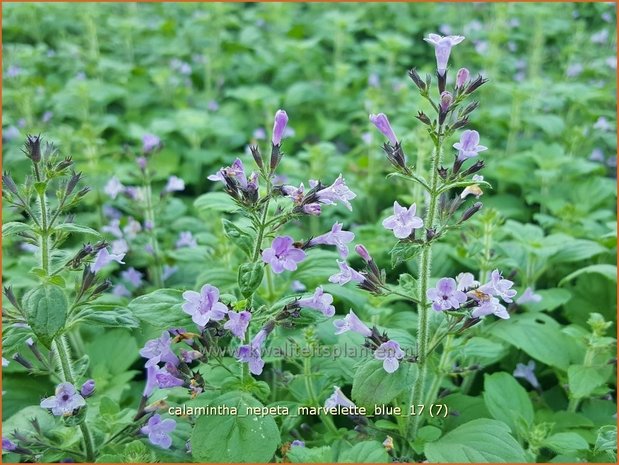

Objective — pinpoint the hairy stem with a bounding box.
[144,172,163,288]
[406,137,443,444]
[39,188,96,461]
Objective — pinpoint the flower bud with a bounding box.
[369,113,398,145]
[355,244,372,263]
[271,109,288,146]
[136,157,147,171]
[407,68,426,92]
[80,379,95,397]
[302,203,321,216]
[249,145,263,169]
[24,135,42,163]
[415,111,431,125]
[459,202,483,223]
[2,172,19,195]
[439,91,453,113]
[462,101,480,116]
[465,75,488,94]
[66,171,82,196]
[461,160,485,177]
[456,68,470,89]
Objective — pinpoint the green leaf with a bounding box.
[483,372,534,436]
[549,239,607,264]
[424,419,527,463]
[288,446,332,463]
[128,289,192,329]
[72,304,139,328]
[22,284,68,348]
[238,262,264,297]
[524,288,572,312]
[390,241,423,267]
[568,364,609,399]
[543,432,589,453]
[339,441,389,463]
[2,221,35,237]
[194,192,239,214]
[559,264,617,286]
[594,425,617,455]
[351,360,417,411]
[54,222,103,238]
[222,219,255,258]
[191,391,280,463]
[491,313,572,370]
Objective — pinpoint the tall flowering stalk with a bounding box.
[369,34,508,447]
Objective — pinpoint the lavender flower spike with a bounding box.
[374,340,405,373]
[453,130,487,160]
[424,33,465,75]
[262,236,306,274]
[297,286,336,317]
[333,309,372,337]
[272,109,289,146]
[329,260,365,285]
[427,278,467,311]
[308,222,355,258]
[324,386,357,409]
[382,201,424,239]
[223,310,252,339]
[141,414,176,449]
[40,383,86,416]
[182,284,228,328]
[369,113,398,145]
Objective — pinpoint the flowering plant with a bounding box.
[2,6,617,463]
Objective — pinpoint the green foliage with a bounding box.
[22,284,68,348]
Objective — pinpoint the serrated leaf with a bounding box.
[55,222,102,238]
[128,289,192,329]
[22,284,68,348]
[351,359,417,412]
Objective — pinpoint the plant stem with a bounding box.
[405,136,444,445]
[38,187,96,462]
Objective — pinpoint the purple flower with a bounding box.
[315,174,357,211]
[104,177,125,199]
[91,248,125,273]
[102,219,123,238]
[208,158,250,188]
[122,267,144,288]
[517,287,542,305]
[164,176,185,193]
[224,310,252,339]
[427,278,467,311]
[42,111,54,123]
[374,340,405,373]
[333,310,372,337]
[40,383,86,416]
[123,218,142,239]
[355,244,372,263]
[329,260,365,285]
[456,68,470,88]
[471,297,509,319]
[453,130,487,160]
[3,126,20,142]
[478,270,517,303]
[456,272,479,292]
[142,133,161,153]
[262,236,306,274]
[80,379,95,397]
[382,201,424,239]
[182,284,228,328]
[155,363,185,388]
[308,223,355,258]
[291,280,306,292]
[180,349,202,363]
[369,113,398,145]
[303,203,321,215]
[140,331,180,368]
[513,360,540,389]
[2,438,17,452]
[112,283,131,297]
[424,33,465,75]
[297,287,335,317]
[272,109,289,146]
[324,386,356,409]
[137,156,148,170]
[291,440,305,447]
[207,100,219,112]
[253,127,267,140]
[176,231,198,249]
[594,117,612,132]
[141,414,176,449]
[237,330,268,375]
[440,91,453,112]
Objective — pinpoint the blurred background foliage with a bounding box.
[2,2,617,450]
